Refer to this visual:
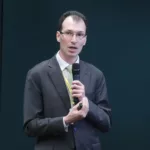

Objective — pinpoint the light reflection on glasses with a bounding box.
[60,30,86,40]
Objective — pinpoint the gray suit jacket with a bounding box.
[23,55,112,150]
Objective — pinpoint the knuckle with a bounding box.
[83,113,86,118]
[81,112,86,118]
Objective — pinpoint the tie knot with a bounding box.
[66,65,72,73]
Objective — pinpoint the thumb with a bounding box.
[71,103,79,110]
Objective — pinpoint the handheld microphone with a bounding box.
[72,63,80,105]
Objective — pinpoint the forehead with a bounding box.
[61,16,86,32]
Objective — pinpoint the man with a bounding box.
[23,10,112,150]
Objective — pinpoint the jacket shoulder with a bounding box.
[26,59,51,80]
[81,60,104,77]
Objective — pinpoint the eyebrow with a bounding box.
[64,29,85,33]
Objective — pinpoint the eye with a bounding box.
[77,33,85,37]
[65,31,73,35]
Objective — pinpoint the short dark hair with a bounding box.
[58,10,87,32]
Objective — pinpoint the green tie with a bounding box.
[63,65,74,107]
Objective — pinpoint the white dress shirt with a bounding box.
[55,51,79,131]
[56,51,79,71]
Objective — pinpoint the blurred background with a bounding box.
[0,0,150,149]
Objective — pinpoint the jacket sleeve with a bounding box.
[23,70,66,137]
[86,71,112,132]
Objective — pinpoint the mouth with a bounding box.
[68,46,78,53]
[68,46,78,50]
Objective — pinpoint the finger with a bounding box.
[82,98,86,106]
[72,89,84,94]
[71,84,81,89]
[72,84,84,91]
[82,97,89,111]
[72,102,80,109]
[72,93,83,98]
[82,97,88,106]
[72,80,83,86]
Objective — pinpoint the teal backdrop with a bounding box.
[0,0,150,150]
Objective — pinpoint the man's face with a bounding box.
[56,16,87,59]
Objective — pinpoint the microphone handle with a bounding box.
[74,97,79,105]
[73,74,80,80]
[73,74,80,104]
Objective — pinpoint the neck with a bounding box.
[59,51,77,64]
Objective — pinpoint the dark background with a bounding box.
[0,0,3,109]
[0,0,150,150]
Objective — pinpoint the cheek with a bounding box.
[61,38,69,45]
[79,42,85,47]
[79,39,86,47]
[60,41,66,49]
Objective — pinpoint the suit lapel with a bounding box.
[79,60,90,94]
[47,57,90,111]
[48,56,71,111]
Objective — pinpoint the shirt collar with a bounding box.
[56,51,79,71]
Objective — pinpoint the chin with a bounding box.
[68,53,78,57]
[68,50,81,56]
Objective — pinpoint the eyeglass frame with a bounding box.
[59,30,87,40]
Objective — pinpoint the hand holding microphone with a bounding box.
[63,63,89,125]
[72,63,89,111]
[72,80,85,102]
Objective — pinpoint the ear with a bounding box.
[56,31,61,42]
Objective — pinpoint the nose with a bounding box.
[71,34,77,43]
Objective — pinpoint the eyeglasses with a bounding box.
[60,31,86,40]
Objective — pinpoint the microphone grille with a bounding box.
[72,63,80,69]
[72,63,80,74]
